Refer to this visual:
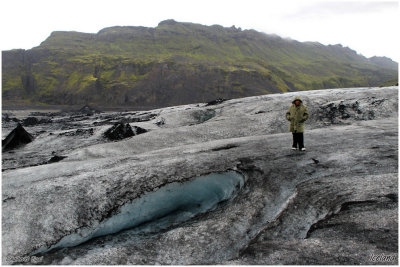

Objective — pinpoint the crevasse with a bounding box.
[33,170,244,254]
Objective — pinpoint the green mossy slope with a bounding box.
[2,20,398,108]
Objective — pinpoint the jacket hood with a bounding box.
[292,96,303,104]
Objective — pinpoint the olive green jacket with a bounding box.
[286,96,309,133]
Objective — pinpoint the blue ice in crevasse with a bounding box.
[33,171,244,254]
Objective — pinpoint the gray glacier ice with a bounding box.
[2,86,398,265]
[31,171,244,254]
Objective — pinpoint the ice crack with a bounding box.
[33,170,244,254]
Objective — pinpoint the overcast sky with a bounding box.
[0,0,398,61]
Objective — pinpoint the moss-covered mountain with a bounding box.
[2,19,398,108]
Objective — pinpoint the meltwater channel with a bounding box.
[33,171,245,254]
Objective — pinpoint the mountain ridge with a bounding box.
[2,19,398,108]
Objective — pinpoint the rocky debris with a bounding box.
[211,144,238,151]
[39,118,52,124]
[118,114,157,124]
[156,108,219,128]
[47,155,67,164]
[206,98,227,106]
[22,117,52,126]
[59,123,86,131]
[154,117,166,126]
[104,123,134,140]
[23,117,40,126]
[2,112,14,119]
[103,123,147,141]
[76,128,94,136]
[191,109,216,124]
[92,119,114,126]
[311,158,319,164]
[129,113,157,122]
[77,105,102,116]
[29,111,49,116]
[315,98,389,124]
[58,128,94,137]
[2,113,19,123]
[92,113,157,126]
[2,123,34,152]
[132,126,148,135]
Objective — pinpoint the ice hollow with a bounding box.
[33,171,244,254]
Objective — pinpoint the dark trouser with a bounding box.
[292,132,304,149]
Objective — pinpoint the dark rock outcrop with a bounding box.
[47,155,67,164]
[22,117,39,126]
[206,98,227,106]
[131,125,147,135]
[104,123,134,140]
[104,123,146,140]
[22,117,52,126]
[2,123,34,152]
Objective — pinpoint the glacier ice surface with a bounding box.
[33,170,244,254]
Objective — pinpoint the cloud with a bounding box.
[286,1,398,21]
[0,0,398,60]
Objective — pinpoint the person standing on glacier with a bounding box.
[286,96,309,151]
